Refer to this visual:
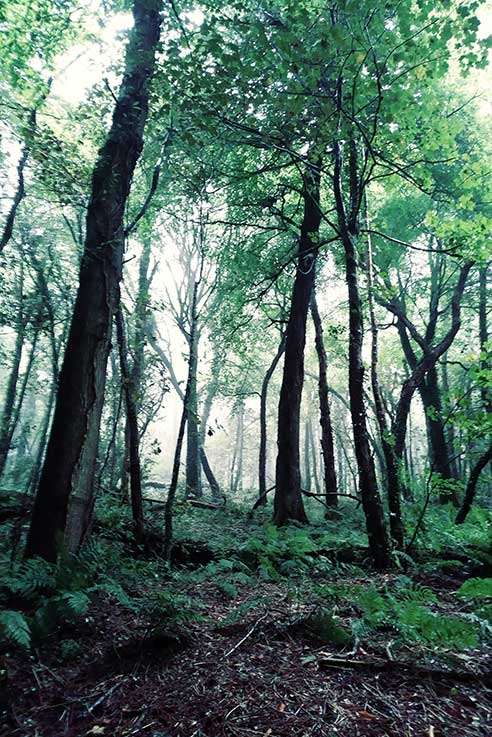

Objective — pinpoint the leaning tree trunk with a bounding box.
[333,138,390,569]
[391,264,471,469]
[259,332,285,505]
[456,443,492,524]
[310,291,338,516]
[25,0,162,562]
[273,158,321,525]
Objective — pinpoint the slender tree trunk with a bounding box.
[303,420,312,491]
[0,327,39,480]
[185,324,201,498]
[333,138,390,569]
[120,419,131,503]
[310,291,338,515]
[479,265,491,409]
[163,283,198,560]
[231,404,244,496]
[259,333,285,504]
[366,224,404,548]
[309,419,321,495]
[147,317,220,496]
[0,308,28,478]
[274,158,321,525]
[116,304,145,540]
[26,0,162,562]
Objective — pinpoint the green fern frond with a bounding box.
[0,610,31,649]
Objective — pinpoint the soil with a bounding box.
[2,571,491,737]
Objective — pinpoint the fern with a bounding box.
[1,558,54,599]
[0,610,31,649]
[457,578,492,601]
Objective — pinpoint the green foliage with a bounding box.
[0,610,31,649]
[243,524,318,578]
[299,609,353,647]
[457,578,492,601]
[319,578,480,650]
[145,590,205,626]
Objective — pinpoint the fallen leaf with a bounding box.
[358,710,379,721]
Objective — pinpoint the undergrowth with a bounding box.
[1,498,491,657]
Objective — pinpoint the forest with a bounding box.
[1,0,492,735]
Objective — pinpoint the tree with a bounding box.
[26,0,163,562]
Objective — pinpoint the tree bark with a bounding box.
[310,291,338,515]
[25,0,162,562]
[273,158,321,525]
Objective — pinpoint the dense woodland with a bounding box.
[1,1,492,735]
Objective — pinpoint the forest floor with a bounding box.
[2,504,492,737]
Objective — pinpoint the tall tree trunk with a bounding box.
[25,0,162,562]
[185,323,201,498]
[116,304,145,540]
[309,419,321,495]
[479,264,491,409]
[365,224,404,548]
[259,332,285,504]
[303,419,312,491]
[198,347,222,499]
[0,302,28,478]
[230,403,244,496]
[333,138,390,569]
[147,316,220,496]
[310,291,338,515]
[273,158,321,525]
[163,283,198,560]
[0,327,39,480]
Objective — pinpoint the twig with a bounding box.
[224,613,269,658]
[86,679,124,714]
